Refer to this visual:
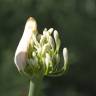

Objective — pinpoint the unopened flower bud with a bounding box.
[14,17,68,77]
[45,53,52,74]
[48,28,53,34]
[63,48,68,71]
[53,30,61,52]
[48,36,55,50]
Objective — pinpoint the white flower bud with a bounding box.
[53,30,61,52]
[48,36,55,50]
[53,30,58,42]
[63,48,68,71]
[45,53,52,74]
[45,53,51,65]
[43,28,47,35]
[48,28,53,34]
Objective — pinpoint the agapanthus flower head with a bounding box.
[14,17,68,78]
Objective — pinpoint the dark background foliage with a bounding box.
[0,0,96,96]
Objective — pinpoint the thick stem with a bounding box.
[28,80,34,96]
[28,78,43,96]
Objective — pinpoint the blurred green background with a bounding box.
[0,0,96,96]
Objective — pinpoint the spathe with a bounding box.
[14,17,37,71]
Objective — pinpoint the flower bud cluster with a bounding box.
[25,28,68,77]
[14,17,68,78]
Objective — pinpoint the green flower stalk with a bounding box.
[14,17,68,96]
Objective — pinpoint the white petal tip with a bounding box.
[25,17,37,33]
